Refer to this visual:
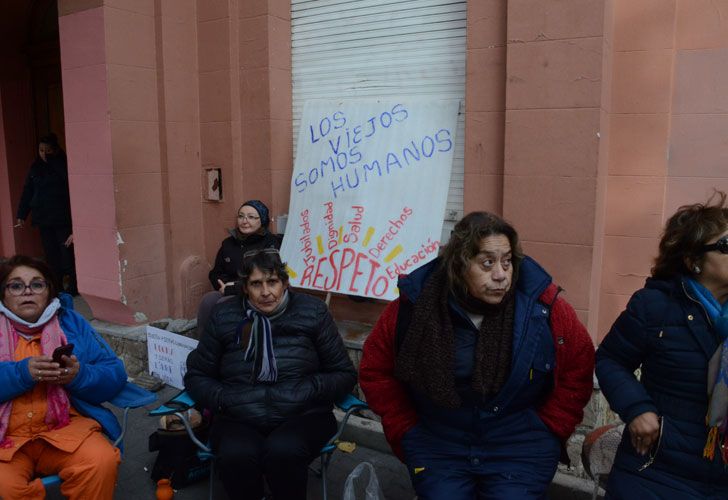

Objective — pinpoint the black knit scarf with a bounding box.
[394,267,514,408]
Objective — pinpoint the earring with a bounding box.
[693,265,701,274]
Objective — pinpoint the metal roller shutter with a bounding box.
[291,0,467,239]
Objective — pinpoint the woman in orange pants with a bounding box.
[0,255,127,499]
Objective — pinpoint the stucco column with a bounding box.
[503,1,605,333]
[59,1,206,324]
[237,0,292,219]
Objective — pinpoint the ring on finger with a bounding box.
[64,368,69,375]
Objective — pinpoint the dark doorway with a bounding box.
[0,0,64,257]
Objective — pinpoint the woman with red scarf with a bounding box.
[0,255,127,499]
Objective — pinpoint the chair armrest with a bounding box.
[149,390,196,416]
[148,390,211,454]
[335,394,367,412]
[108,382,157,409]
[326,394,368,447]
[109,382,157,450]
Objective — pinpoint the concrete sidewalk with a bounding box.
[43,384,599,500]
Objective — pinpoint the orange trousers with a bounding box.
[0,431,120,500]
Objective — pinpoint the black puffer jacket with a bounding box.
[208,230,282,290]
[16,155,72,227]
[184,291,357,429]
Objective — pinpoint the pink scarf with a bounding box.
[0,313,70,448]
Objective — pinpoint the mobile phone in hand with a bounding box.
[52,344,74,367]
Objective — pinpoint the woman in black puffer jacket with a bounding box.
[197,200,282,335]
[185,249,356,500]
[15,134,77,294]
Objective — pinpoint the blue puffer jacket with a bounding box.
[398,256,557,444]
[596,276,728,489]
[0,294,127,441]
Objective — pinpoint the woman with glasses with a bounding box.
[185,249,356,500]
[0,255,127,499]
[596,191,728,499]
[209,200,282,295]
[198,200,282,335]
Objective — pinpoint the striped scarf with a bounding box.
[238,291,290,383]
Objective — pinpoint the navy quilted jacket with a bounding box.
[596,276,728,486]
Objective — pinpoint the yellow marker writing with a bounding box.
[316,235,324,255]
[338,226,344,245]
[286,266,298,279]
[362,226,375,247]
[414,467,425,475]
[384,244,403,263]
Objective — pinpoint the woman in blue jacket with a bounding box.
[0,255,127,500]
[596,192,728,499]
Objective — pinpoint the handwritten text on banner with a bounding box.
[280,99,459,300]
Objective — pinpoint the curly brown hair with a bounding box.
[440,212,523,296]
[652,190,728,279]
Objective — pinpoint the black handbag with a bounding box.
[148,417,211,489]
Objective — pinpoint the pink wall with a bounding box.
[42,0,728,331]
[503,1,604,328]
[596,0,728,340]
[463,1,506,216]
[59,2,207,324]
[59,6,126,322]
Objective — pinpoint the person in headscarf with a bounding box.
[0,255,127,499]
[359,211,595,499]
[597,191,728,499]
[185,249,356,500]
[198,200,282,335]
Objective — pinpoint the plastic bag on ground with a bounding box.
[342,461,385,500]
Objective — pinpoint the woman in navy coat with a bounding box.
[596,191,728,499]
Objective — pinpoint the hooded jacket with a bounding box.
[359,256,594,459]
[596,276,728,488]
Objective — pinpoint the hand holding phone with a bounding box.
[52,344,74,367]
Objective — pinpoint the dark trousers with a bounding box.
[210,411,337,500]
[401,410,561,500]
[38,224,76,293]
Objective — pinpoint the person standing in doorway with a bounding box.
[15,134,77,296]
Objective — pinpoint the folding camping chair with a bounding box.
[150,390,368,500]
[40,381,158,489]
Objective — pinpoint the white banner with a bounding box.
[146,326,199,389]
[280,99,459,300]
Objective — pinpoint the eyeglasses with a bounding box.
[5,280,48,296]
[237,214,260,221]
[242,248,280,261]
[637,416,663,471]
[702,236,728,255]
